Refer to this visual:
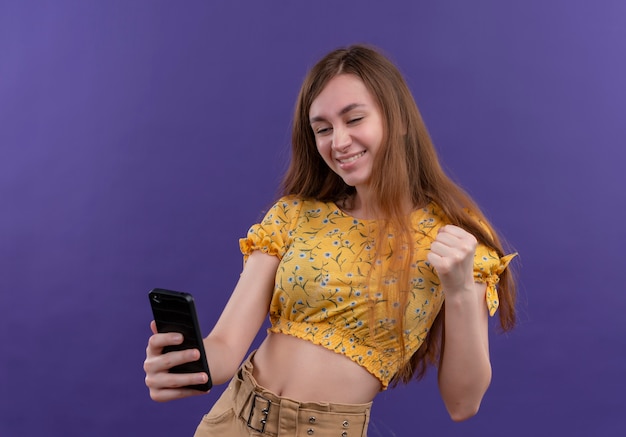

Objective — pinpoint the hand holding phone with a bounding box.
[148,288,212,392]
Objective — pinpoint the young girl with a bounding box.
[144,44,516,436]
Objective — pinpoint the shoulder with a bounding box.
[269,195,334,216]
[410,202,449,237]
[259,195,330,229]
[415,202,494,236]
[262,195,303,219]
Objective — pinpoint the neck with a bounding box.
[348,189,413,220]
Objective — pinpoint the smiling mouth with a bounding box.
[338,151,366,164]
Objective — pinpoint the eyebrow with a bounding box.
[309,103,366,124]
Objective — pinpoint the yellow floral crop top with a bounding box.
[239,196,515,389]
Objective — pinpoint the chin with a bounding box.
[341,177,370,189]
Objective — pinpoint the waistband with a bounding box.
[231,353,371,436]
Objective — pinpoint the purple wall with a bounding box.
[2,1,625,436]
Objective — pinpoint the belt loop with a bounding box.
[277,398,299,437]
[232,373,250,419]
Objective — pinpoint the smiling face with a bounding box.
[308,74,384,196]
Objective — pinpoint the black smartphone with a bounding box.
[148,288,212,391]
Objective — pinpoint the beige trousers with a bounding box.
[193,352,371,437]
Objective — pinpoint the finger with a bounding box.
[145,347,200,375]
[439,224,471,238]
[150,320,157,335]
[437,227,471,246]
[427,251,449,272]
[147,331,184,350]
[146,369,210,402]
[145,333,185,361]
[149,385,208,402]
[432,231,461,249]
[437,228,477,255]
[426,251,440,265]
[441,225,478,247]
[429,240,458,259]
[146,368,208,391]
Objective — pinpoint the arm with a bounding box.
[438,281,491,421]
[203,250,279,384]
[427,225,492,421]
[144,250,278,402]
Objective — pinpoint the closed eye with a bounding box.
[313,126,332,135]
[347,117,364,124]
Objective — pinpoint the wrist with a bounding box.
[443,284,476,301]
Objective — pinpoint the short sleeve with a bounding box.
[239,196,302,262]
[473,246,517,317]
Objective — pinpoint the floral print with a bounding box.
[239,196,515,389]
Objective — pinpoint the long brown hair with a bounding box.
[281,44,516,384]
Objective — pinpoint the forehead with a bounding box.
[309,74,377,119]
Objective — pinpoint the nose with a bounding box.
[331,126,351,152]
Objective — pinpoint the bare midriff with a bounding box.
[251,332,382,404]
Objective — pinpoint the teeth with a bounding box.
[339,151,365,163]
